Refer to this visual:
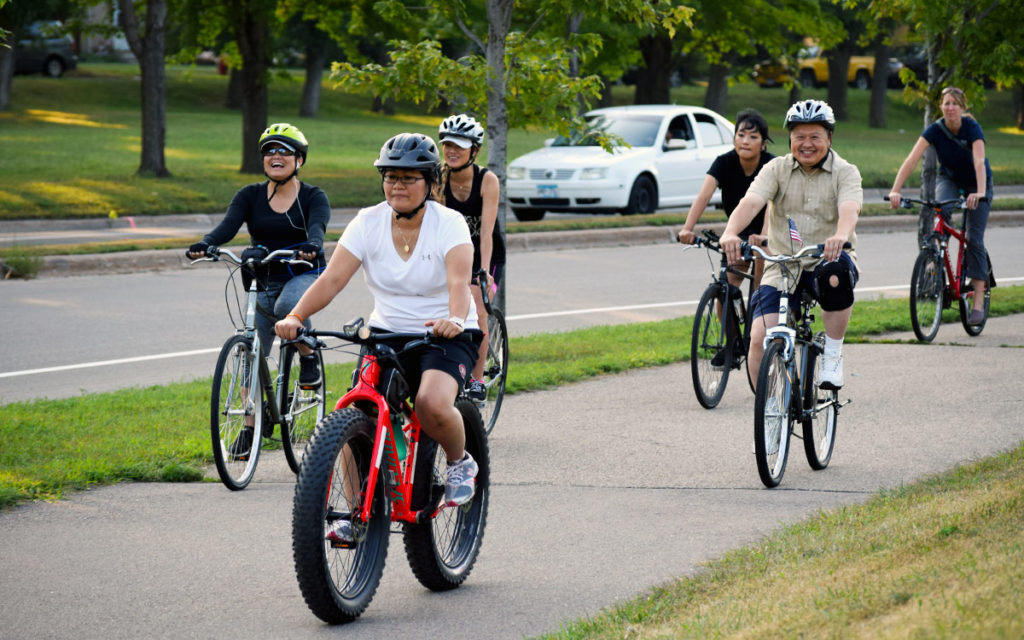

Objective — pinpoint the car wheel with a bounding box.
[854,70,870,90]
[800,69,816,89]
[44,56,66,78]
[623,175,657,215]
[511,207,545,222]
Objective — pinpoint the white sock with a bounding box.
[824,335,844,356]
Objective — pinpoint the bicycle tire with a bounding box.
[280,345,326,474]
[801,335,837,470]
[211,335,263,490]
[958,251,992,337]
[292,408,389,624]
[478,308,508,435]
[909,248,944,342]
[403,398,489,591]
[754,340,792,488]
[691,286,729,409]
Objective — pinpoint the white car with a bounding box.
[506,105,735,221]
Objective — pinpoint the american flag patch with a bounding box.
[788,218,803,245]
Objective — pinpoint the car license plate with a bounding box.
[537,184,558,198]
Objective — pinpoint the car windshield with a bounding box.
[551,114,663,148]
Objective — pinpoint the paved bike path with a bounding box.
[1,316,1022,639]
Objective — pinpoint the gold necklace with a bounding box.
[394,219,418,253]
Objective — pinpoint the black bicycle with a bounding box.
[190,247,326,490]
[686,230,759,409]
[473,268,508,434]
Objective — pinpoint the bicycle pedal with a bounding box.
[328,539,357,549]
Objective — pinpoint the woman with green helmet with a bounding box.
[186,123,330,455]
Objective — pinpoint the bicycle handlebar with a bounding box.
[883,195,986,210]
[189,246,313,269]
[741,241,851,264]
[298,318,473,352]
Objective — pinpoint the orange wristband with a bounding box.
[286,312,304,323]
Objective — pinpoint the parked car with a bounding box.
[14,21,78,78]
[506,105,735,221]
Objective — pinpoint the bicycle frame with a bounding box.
[333,352,433,526]
[926,208,969,300]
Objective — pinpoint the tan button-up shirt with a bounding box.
[747,150,862,291]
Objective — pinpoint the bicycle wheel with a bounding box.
[292,408,389,624]
[801,336,837,470]
[403,398,489,591]
[691,286,729,409]
[211,335,263,491]
[280,345,326,474]
[958,251,992,336]
[754,340,793,488]
[909,248,944,342]
[478,308,508,435]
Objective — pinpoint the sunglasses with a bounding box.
[382,175,426,185]
[941,86,965,96]
[263,147,295,157]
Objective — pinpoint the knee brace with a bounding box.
[814,260,856,311]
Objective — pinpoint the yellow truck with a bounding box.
[753,46,900,90]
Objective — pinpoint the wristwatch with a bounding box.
[448,316,465,328]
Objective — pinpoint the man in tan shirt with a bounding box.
[721,100,862,390]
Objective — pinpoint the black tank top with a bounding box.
[443,165,506,274]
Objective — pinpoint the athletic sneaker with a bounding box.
[466,379,488,402]
[326,519,355,548]
[227,426,254,460]
[445,452,479,507]
[819,352,843,390]
[299,354,321,389]
[968,309,985,325]
[710,349,727,370]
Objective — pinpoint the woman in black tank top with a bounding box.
[438,114,502,399]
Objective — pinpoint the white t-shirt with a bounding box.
[341,200,478,332]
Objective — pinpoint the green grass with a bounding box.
[535,444,1024,639]
[3,285,1023,509]
[1,62,1022,219]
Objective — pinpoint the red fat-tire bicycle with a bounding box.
[290,319,489,624]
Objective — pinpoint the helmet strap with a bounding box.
[393,189,432,220]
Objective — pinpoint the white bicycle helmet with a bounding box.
[784,99,835,131]
[438,114,485,148]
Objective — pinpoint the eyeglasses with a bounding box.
[382,175,426,185]
[263,147,295,157]
[941,86,965,96]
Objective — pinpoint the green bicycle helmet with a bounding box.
[259,123,309,162]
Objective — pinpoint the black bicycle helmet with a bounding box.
[259,123,309,162]
[438,114,485,148]
[374,133,441,183]
[783,100,836,132]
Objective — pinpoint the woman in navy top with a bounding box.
[889,86,993,324]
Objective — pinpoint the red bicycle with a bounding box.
[890,196,995,342]
[290,318,489,624]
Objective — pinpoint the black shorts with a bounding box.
[371,330,482,397]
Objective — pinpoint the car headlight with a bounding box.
[580,167,607,180]
[507,166,526,180]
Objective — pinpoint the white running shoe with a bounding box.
[819,352,843,390]
[444,452,479,507]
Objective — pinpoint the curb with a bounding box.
[29,211,1024,278]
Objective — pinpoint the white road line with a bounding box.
[4,276,1022,379]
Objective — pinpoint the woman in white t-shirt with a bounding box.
[275,133,481,528]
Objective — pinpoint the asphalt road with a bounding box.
[3,226,1024,404]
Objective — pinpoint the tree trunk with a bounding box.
[226,67,243,109]
[634,33,671,104]
[235,10,270,174]
[703,60,731,115]
[788,82,801,106]
[567,12,584,113]
[299,44,325,118]
[0,32,13,111]
[868,43,889,129]
[597,75,613,108]
[118,0,170,177]
[826,52,850,121]
[1014,81,1023,130]
[486,0,514,311]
